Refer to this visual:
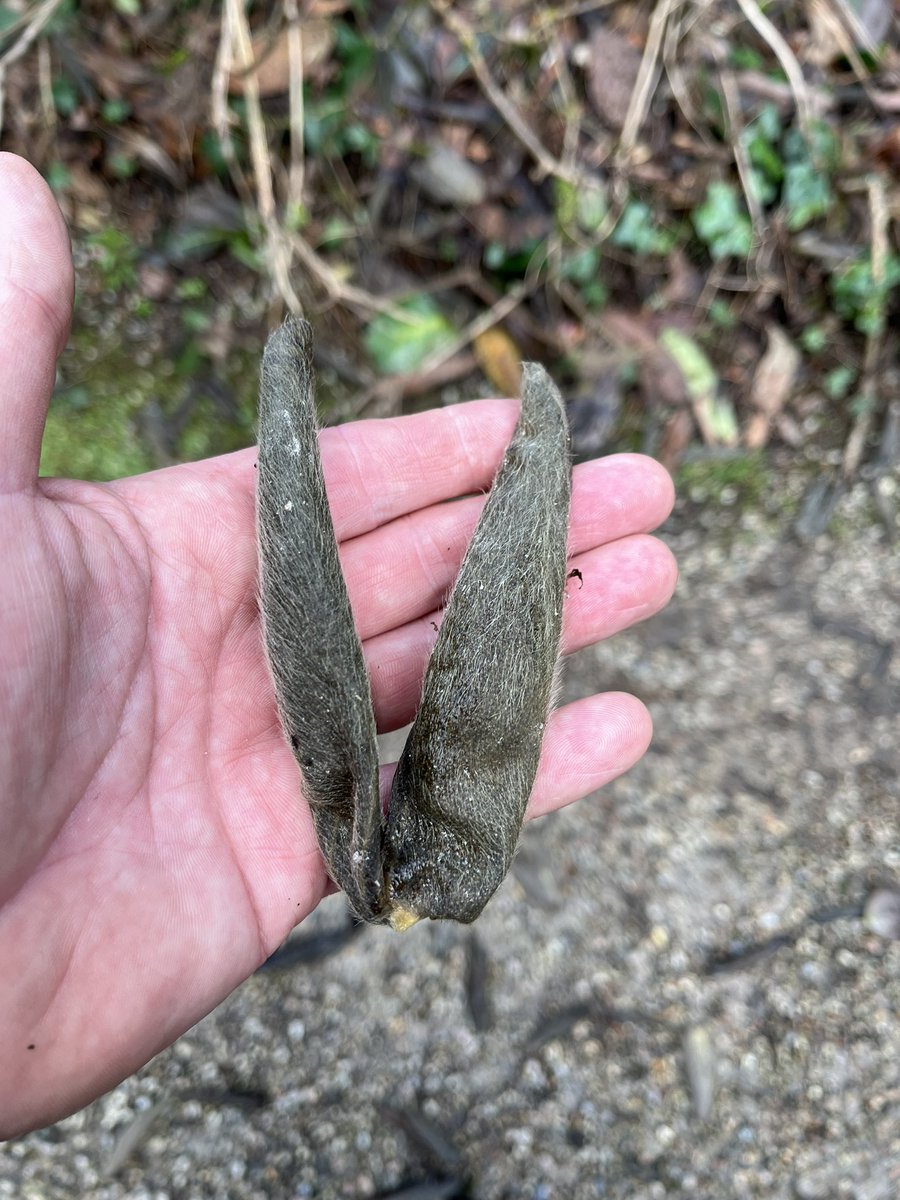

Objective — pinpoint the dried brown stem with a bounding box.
[618,0,676,163]
[284,0,305,210]
[225,0,303,314]
[0,0,67,136]
[843,175,889,479]
[431,0,603,193]
[734,0,814,133]
[717,63,764,235]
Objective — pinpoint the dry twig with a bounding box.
[843,175,889,479]
[211,5,255,211]
[0,0,67,136]
[431,0,605,192]
[407,280,534,380]
[288,232,418,318]
[533,0,621,25]
[284,0,305,210]
[36,36,54,133]
[354,280,536,417]
[0,0,65,64]
[734,0,814,133]
[663,4,716,145]
[224,0,302,314]
[212,5,416,321]
[816,0,878,86]
[617,0,677,163]
[717,63,764,235]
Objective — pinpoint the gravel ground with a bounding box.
[3,477,899,1200]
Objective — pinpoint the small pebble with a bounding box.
[863,889,900,939]
[410,143,486,207]
[683,1026,717,1120]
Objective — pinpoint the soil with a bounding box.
[3,478,898,1200]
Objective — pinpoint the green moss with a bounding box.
[40,409,151,480]
[40,336,157,481]
[677,452,771,510]
[176,347,259,462]
[40,321,260,483]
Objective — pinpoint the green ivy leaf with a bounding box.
[831,255,900,336]
[52,76,78,117]
[102,98,131,123]
[561,246,600,285]
[44,162,71,192]
[660,328,717,399]
[576,185,608,233]
[783,158,831,230]
[693,181,752,259]
[611,200,675,256]
[364,296,457,375]
[660,327,738,446]
[824,365,856,400]
[744,103,784,188]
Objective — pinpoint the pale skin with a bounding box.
[0,152,677,1139]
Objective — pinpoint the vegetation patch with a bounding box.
[1,0,896,525]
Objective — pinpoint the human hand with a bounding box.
[0,152,676,1138]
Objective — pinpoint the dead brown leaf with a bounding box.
[834,0,893,52]
[411,141,487,207]
[806,0,891,67]
[54,161,112,231]
[229,19,334,97]
[871,124,900,174]
[601,308,659,356]
[307,0,351,14]
[745,324,801,450]
[583,27,643,132]
[658,407,695,473]
[601,308,689,410]
[567,355,623,458]
[78,45,158,94]
[470,204,551,248]
[474,328,523,397]
[109,129,183,185]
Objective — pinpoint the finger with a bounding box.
[364,532,677,730]
[377,691,651,819]
[342,453,673,641]
[112,398,528,571]
[321,398,520,540]
[527,691,652,818]
[0,153,74,495]
[323,413,672,544]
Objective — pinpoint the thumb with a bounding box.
[0,153,74,494]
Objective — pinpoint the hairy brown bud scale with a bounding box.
[257,318,571,927]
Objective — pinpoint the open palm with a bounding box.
[0,154,676,1139]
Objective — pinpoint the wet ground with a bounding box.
[3,476,899,1200]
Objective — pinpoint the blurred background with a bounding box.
[1,1,899,1197]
